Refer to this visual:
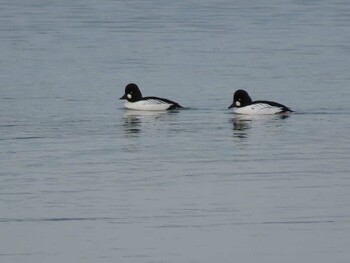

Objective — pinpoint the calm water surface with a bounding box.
[1,0,350,262]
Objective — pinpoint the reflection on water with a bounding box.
[232,115,252,139]
[123,111,143,136]
[232,114,291,139]
[123,110,180,136]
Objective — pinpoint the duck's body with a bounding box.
[228,90,292,115]
[123,96,182,111]
[120,83,183,111]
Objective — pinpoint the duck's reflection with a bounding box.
[123,110,179,136]
[232,115,252,139]
[232,114,290,139]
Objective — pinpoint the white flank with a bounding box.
[124,100,171,111]
[233,103,283,115]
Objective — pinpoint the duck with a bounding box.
[120,83,183,111]
[228,89,293,115]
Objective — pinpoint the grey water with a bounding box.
[1,0,350,262]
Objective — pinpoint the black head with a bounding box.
[228,89,253,109]
[120,83,143,102]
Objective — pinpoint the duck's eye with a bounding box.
[127,94,132,99]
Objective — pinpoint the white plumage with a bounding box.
[233,103,285,115]
[124,100,174,111]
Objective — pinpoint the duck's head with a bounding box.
[228,89,253,109]
[120,83,143,102]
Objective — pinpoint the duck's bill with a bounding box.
[120,94,127,100]
[228,103,235,109]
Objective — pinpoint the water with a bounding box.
[1,0,350,262]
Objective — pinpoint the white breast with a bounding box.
[124,100,171,111]
[233,103,283,115]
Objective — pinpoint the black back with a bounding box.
[253,100,292,112]
[142,96,183,109]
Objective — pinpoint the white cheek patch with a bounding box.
[127,94,132,99]
[236,101,241,107]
